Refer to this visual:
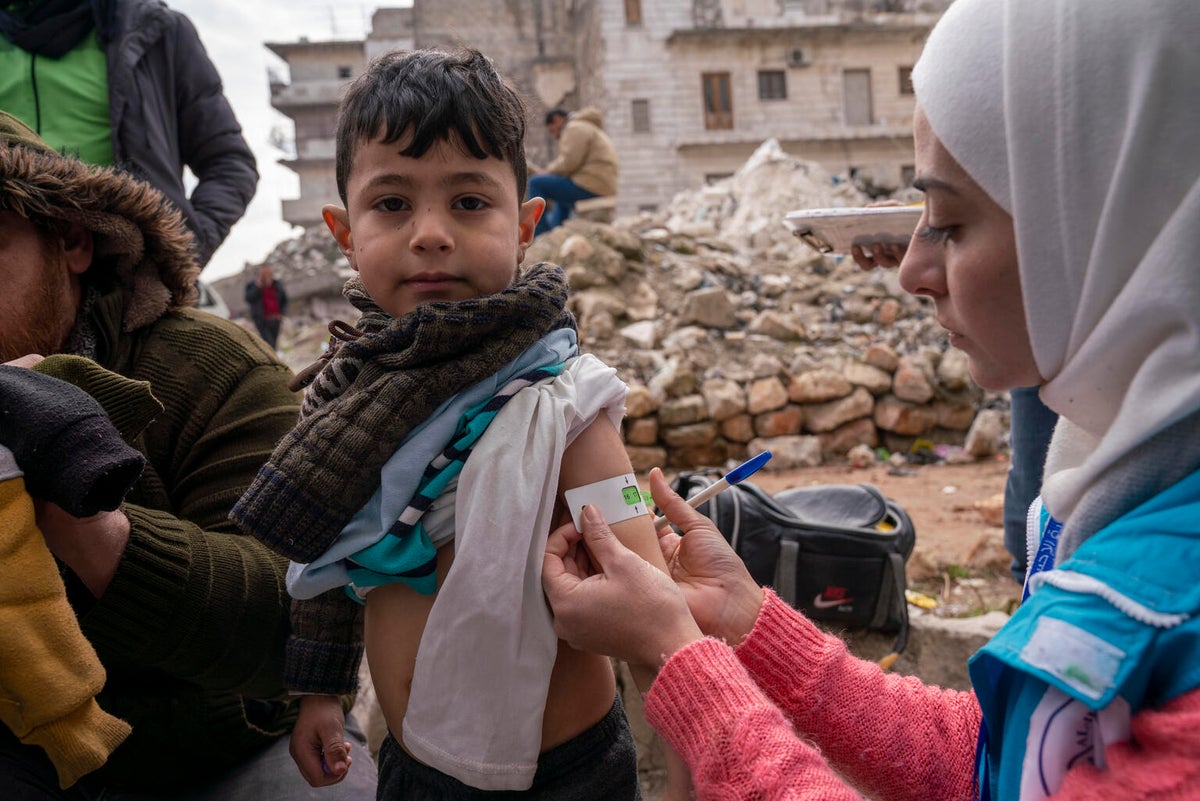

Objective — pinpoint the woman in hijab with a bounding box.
[541,0,1200,798]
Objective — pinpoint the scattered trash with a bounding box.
[847,443,877,468]
[905,589,938,610]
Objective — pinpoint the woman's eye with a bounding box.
[376,197,407,212]
[916,224,955,245]
[454,196,488,211]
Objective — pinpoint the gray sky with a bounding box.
[170,1,409,280]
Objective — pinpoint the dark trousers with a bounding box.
[377,694,641,800]
[527,174,599,236]
[252,317,282,349]
[0,714,375,800]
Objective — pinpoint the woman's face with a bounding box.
[898,107,1041,391]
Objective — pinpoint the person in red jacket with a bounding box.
[244,265,289,349]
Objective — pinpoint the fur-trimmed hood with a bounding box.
[0,111,199,332]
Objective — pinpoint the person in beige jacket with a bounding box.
[528,107,618,235]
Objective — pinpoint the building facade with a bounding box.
[266,1,948,228]
[267,9,415,228]
[599,0,946,214]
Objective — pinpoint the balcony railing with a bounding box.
[269,79,349,108]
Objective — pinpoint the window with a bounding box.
[704,172,733,185]
[624,0,642,25]
[843,68,873,125]
[757,70,787,100]
[702,72,733,130]
[337,65,353,79]
[631,99,651,133]
[898,66,914,95]
[900,164,916,186]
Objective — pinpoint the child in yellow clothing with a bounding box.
[0,358,157,787]
[0,447,131,788]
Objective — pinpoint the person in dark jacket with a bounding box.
[0,111,375,799]
[244,265,288,350]
[0,0,258,267]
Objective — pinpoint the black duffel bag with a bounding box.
[670,471,916,664]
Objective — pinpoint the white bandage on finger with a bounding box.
[563,473,649,531]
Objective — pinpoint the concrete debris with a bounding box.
[214,141,1011,471]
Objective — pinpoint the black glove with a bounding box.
[0,366,145,516]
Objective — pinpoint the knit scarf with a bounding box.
[230,262,576,563]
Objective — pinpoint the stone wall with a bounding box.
[523,140,1009,473]
[535,219,1007,473]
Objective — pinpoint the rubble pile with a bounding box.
[235,140,1010,472]
[661,139,867,253]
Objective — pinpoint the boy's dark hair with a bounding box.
[544,108,569,126]
[335,48,529,204]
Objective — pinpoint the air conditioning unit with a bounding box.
[786,47,812,67]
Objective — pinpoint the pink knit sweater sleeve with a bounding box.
[645,590,979,801]
[1051,688,1200,799]
[645,637,864,801]
[647,590,1200,801]
[734,591,980,800]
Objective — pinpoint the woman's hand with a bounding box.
[850,200,911,271]
[851,241,908,271]
[648,468,764,646]
[542,503,703,670]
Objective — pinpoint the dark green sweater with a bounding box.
[63,291,303,790]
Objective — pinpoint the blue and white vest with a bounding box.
[969,470,1200,800]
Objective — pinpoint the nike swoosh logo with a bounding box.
[812,594,854,610]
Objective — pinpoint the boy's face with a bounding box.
[324,132,544,319]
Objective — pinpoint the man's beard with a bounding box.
[0,244,78,363]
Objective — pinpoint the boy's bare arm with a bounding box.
[558,416,668,572]
[557,415,697,798]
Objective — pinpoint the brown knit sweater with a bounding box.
[56,291,305,790]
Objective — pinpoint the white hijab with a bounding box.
[913,0,1200,550]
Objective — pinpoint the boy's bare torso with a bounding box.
[365,541,617,759]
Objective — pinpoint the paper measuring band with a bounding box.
[563,473,648,531]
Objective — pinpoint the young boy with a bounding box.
[232,48,672,798]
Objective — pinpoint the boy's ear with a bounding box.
[322,205,356,269]
[517,198,545,255]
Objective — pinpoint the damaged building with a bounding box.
[265,0,951,228]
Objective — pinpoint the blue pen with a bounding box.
[652,451,772,529]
